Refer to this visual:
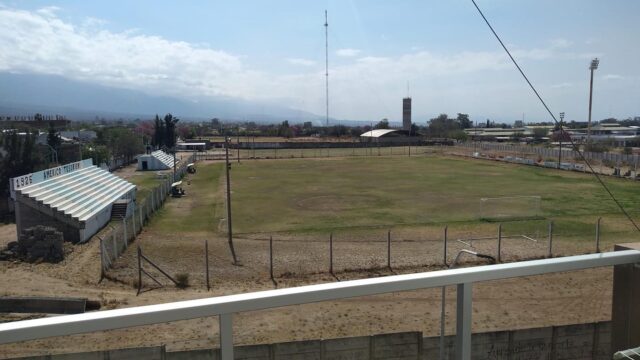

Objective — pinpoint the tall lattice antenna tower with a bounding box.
[324,10,329,127]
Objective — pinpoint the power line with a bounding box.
[470,0,640,232]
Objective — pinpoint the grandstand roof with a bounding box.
[15,165,135,223]
[150,150,176,168]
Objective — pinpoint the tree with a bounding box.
[46,122,61,162]
[410,123,419,136]
[152,115,165,148]
[99,128,144,164]
[163,113,179,148]
[135,121,154,145]
[277,120,292,138]
[374,119,389,129]
[457,113,472,129]
[82,144,111,166]
[532,128,548,140]
[0,130,45,197]
[427,114,460,138]
[177,123,195,139]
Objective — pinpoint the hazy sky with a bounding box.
[0,1,639,123]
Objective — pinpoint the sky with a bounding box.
[0,0,639,123]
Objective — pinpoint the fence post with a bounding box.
[269,236,274,281]
[444,226,448,266]
[596,217,601,253]
[111,228,120,260]
[329,233,334,275]
[137,246,142,295]
[497,224,502,263]
[132,206,136,238]
[123,218,128,248]
[547,221,553,258]
[387,230,391,270]
[99,238,105,280]
[205,240,210,291]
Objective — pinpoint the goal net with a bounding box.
[479,195,542,221]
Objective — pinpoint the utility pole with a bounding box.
[587,58,599,143]
[173,147,176,182]
[324,10,329,127]
[558,112,565,168]
[225,137,239,265]
[237,125,240,164]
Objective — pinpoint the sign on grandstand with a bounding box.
[9,159,93,200]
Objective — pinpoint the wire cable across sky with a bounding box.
[470,0,640,232]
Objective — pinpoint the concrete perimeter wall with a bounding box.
[10,322,611,360]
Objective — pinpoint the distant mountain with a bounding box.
[0,73,349,125]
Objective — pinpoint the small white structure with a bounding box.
[176,142,206,151]
[11,159,136,243]
[137,150,177,171]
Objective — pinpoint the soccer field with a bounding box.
[225,155,640,235]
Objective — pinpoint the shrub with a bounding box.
[175,273,190,289]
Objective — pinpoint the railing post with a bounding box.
[497,224,502,263]
[455,282,472,360]
[444,226,448,266]
[596,217,601,253]
[547,221,553,258]
[219,313,234,360]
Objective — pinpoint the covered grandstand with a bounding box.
[137,150,177,171]
[11,159,136,243]
[359,129,414,143]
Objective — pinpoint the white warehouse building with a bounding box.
[11,159,136,243]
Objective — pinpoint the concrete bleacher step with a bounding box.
[110,202,128,220]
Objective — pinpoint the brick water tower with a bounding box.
[402,97,412,131]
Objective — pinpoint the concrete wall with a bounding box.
[166,332,422,360]
[423,322,611,360]
[7,322,612,360]
[13,346,165,360]
[0,297,86,314]
[15,201,81,243]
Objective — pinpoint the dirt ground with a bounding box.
[0,157,635,358]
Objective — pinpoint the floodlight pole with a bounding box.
[225,137,239,265]
[587,58,599,144]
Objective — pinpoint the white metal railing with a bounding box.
[1,250,639,360]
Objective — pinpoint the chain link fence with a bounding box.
[99,154,194,276]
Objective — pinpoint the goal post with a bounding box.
[479,195,542,221]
